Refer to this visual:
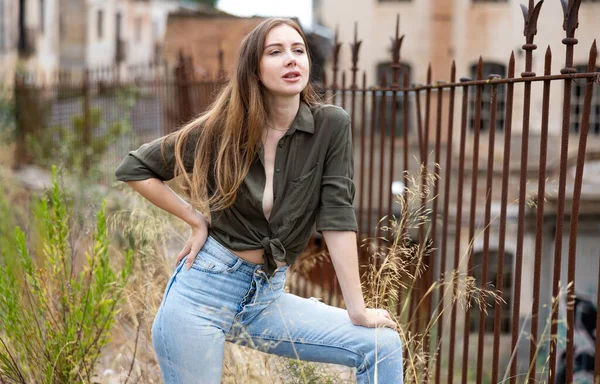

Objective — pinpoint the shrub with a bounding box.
[0,166,134,383]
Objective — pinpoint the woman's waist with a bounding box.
[207,229,288,267]
[231,248,287,267]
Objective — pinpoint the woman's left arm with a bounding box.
[322,230,397,330]
[318,112,396,330]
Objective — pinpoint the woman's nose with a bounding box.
[284,54,296,67]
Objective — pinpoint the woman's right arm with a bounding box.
[125,178,207,230]
[116,134,209,268]
[125,179,209,269]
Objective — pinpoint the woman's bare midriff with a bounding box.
[228,248,287,268]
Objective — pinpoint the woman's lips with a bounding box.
[282,71,302,82]
[282,75,301,83]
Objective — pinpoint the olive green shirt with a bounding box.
[115,102,358,276]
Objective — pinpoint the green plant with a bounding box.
[0,85,16,143]
[0,165,134,383]
[281,359,339,384]
[25,87,135,180]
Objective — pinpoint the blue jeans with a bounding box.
[152,236,404,383]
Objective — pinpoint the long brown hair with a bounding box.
[161,18,321,221]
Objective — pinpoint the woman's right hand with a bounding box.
[175,218,209,269]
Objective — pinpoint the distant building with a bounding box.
[163,11,329,83]
[0,0,185,81]
[163,11,267,78]
[0,0,60,81]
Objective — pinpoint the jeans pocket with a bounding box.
[191,249,236,274]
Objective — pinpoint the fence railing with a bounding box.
[6,1,600,382]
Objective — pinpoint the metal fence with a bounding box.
[7,1,600,382]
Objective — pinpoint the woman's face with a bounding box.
[259,24,310,99]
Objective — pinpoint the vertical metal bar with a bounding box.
[419,69,432,334]
[350,22,361,144]
[341,71,347,110]
[491,52,516,384]
[331,26,341,106]
[82,69,91,177]
[415,90,424,164]
[565,40,597,383]
[368,87,377,244]
[548,0,582,379]
[509,2,542,377]
[461,58,483,384]
[411,85,424,335]
[447,80,470,384]
[595,259,600,384]
[527,46,552,384]
[400,72,410,319]
[425,78,444,382]
[387,88,397,235]
[377,74,388,246]
[359,73,367,243]
[387,14,402,240]
[475,74,500,383]
[435,62,456,384]
[403,71,409,190]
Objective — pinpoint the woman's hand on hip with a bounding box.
[175,220,209,269]
[350,308,398,331]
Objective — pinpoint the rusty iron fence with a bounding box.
[5,1,600,382]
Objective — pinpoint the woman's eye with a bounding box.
[269,50,280,55]
[295,49,305,54]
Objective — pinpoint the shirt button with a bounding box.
[275,168,281,173]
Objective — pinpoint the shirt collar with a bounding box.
[285,101,314,136]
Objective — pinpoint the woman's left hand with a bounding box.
[350,308,398,331]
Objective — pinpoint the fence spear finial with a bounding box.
[331,25,342,89]
[389,14,405,89]
[561,0,582,37]
[350,22,362,90]
[520,0,543,44]
[520,0,543,76]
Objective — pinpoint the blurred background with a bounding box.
[0,0,599,383]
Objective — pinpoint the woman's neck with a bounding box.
[265,95,300,130]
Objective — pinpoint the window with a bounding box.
[97,10,103,39]
[152,20,160,39]
[39,0,45,33]
[469,250,513,333]
[375,61,412,137]
[0,0,5,51]
[59,14,65,39]
[135,17,142,42]
[571,64,600,135]
[469,62,506,131]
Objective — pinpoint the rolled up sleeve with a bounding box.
[115,134,196,182]
[315,117,358,233]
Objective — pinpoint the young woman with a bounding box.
[115,18,403,384]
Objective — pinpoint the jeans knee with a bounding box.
[358,328,403,366]
[376,328,403,359]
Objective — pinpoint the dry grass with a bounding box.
[98,162,507,384]
[0,157,559,383]
[103,184,354,383]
